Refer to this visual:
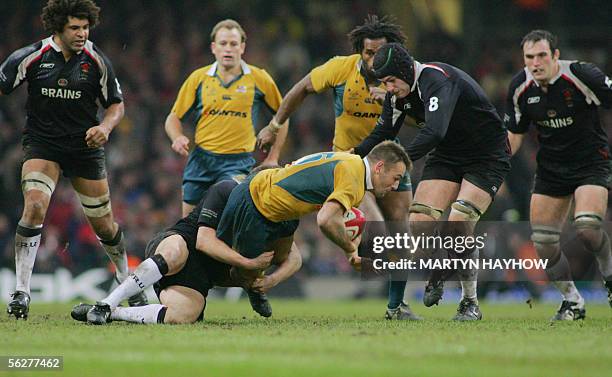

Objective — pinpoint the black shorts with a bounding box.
[420,154,510,198]
[534,160,612,196]
[144,229,231,300]
[22,134,107,180]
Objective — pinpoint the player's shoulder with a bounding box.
[183,65,213,83]
[565,60,604,81]
[336,152,364,166]
[322,54,359,71]
[246,63,277,84]
[509,69,529,89]
[4,39,47,64]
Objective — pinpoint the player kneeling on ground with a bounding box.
[72,177,301,325]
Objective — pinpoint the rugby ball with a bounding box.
[343,207,366,241]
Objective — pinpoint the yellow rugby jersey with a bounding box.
[171,61,282,154]
[249,152,366,222]
[310,54,384,151]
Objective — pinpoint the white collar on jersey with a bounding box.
[411,60,423,91]
[363,157,374,190]
[206,60,252,76]
[47,36,88,55]
[524,60,573,87]
[48,36,62,52]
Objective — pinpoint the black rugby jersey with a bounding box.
[0,37,123,149]
[355,62,509,162]
[173,180,239,239]
[505,60,612,164]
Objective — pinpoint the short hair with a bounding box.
[521,29,558,53]
[41,0,100,34]
[210,19,247,43]
[347,14,406,54]
[367,140,412,172]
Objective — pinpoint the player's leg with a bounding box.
[8,159,60,319]
[573,185,612,307]
[158,285,206,324]
[70,175,146,306]
[104,285,204,325]
[80,233,187,324]
[181,148,216,217]
[410,179,460,307]
[446,180,492,321]
[530,193,584,320]
[378,189,421,320]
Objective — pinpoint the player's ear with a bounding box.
[374,160,384,174]
[553,48,560,60]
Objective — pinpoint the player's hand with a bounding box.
[261,157,279,168]
[85,124,111,148]
[250,275,278,293]
[347,252,363,272]
[171,135,190,157]
[243,251,274,270]
[256,125,278,153]
[351,234,362,250]
[369,87,386,104]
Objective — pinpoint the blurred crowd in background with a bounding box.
[0,1,610,294]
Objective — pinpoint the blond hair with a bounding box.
[210,19,246,42]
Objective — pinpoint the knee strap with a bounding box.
[574,212,603,230]
[450,200,482,221]
[409,202,443,220]
[77,192,112,218]
[531,225,561,245]
[22,172,56,197]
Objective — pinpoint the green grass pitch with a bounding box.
[1,299,610,377]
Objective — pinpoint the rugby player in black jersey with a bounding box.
[71,177,302,325]
[0,0,146,319]
[355,43,511,320]
[506,30,612,320]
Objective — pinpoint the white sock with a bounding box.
[100,230,129,282]
[14,223,43,294]
[552,281,583,304]
[546,252,582,303]
[110,304,167,324]
[459,249,479,301]
[101,258,163,309]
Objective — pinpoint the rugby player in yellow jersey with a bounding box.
[164,19,288,217]
[216,141,410,278]
[163,19,288,315]
[256,15,420,320]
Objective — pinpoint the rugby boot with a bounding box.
[87,302,112,325]
[247,290,272,318]
[70,303,93,322]
[7,291,31,320]
[604,279,612,308]
[551,300,586,321]
[385,301,423,320]
[452,298,482,321]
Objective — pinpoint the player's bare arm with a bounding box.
[164,112,190,157]
[196,226,273,270]
[85,101,124,148]
[256,74,315,152]
[508,132,524,157]
[317,200,362,269]
[251,241,302,293]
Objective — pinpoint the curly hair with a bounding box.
[347,14,406,54]
[41,0,100,34]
